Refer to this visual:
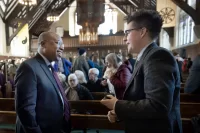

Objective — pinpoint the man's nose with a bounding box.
[123,35,127,43]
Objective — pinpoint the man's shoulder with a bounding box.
[23,57,38,65]
[148,46,173,59]
[19,57,38,70]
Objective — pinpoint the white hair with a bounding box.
[68,74,77,81]
[89,68,99,76]
[58,73,66,83]
[74,70,87,84]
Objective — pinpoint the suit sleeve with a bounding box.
[15,62,42,133]
[115,50,179,120]
[184,57,200,93]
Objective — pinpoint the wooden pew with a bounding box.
[91,92,106,100]
[181,83,185,88]
[0,98,15,111]
[9,92,107,99]
[180,94,200,103]
[1,98,199,118]
[0,111,15,133]
[0,111,194,133]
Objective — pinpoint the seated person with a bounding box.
[65,74,93,100]
[57,72,68,91]
[184,55,200,94]
[74,70,87,87]
[86,68,109,92]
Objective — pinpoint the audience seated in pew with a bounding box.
[86,68,110,93]
[74,70,87,88]
[65,74,93,101]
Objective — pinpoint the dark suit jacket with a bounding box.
[115,43,182,133]
[184,55,200,94]
[86,79,109,93]
[15,54,70,133]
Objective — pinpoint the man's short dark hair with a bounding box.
[124,9,163,39]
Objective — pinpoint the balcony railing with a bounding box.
[31,35,125,51]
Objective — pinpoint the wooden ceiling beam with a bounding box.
[110,1,132,5]
[30,0,75,36]
[171,0,200,24]
[0,7,4,20]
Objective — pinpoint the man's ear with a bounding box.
[140,28,147,38]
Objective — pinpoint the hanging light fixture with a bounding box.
[18,0,37,6]
[77,0,105,45]
[47,12,60,22]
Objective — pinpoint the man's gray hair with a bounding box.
[89,68,99,76]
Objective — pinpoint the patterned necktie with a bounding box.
[49,65,70,121]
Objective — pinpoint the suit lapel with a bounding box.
[35,54,62,101]
[123,43,157,95]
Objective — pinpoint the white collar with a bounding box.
[137,42,153,61]
[38,52,51,66]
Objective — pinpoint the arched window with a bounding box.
[178,16,195,46]
[73,5,118,36]
[98,5,118,35]
[74,12,82,35]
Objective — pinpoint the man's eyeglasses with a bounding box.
[124,28,142,36]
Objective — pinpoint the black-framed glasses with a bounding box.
[124,28,142,36]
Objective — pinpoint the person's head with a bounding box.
[88,68,99,82]
[92,54,99,63]
[74,70,87,84]
[58,73,66,83]
[127,53,133,59]
[38,31,64,62]
[173,51,179,57]
[58,44,64,58]
[11,59,15,65]
[78,48,86,57]
[105,53,119,69]
[68,74,78,88]
[123,9,163,54]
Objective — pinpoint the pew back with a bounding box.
[0,98,200,118]
[0,111,193,133]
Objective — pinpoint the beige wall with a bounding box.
[117,9,126,32]
[50,8,70,32]
[0,18,9,56]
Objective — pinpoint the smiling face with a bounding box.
[123,22,144,54]
[39,32,64,62]
[123,10,163,54]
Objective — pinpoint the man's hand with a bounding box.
[107,110,117,123]
[100,95,118,110]
[101,79,108,86]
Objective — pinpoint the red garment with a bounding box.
[110,60,132,99]
[182,59,188,73]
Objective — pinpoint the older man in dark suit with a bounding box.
[101,9,182,133]
[15,32,71,133]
